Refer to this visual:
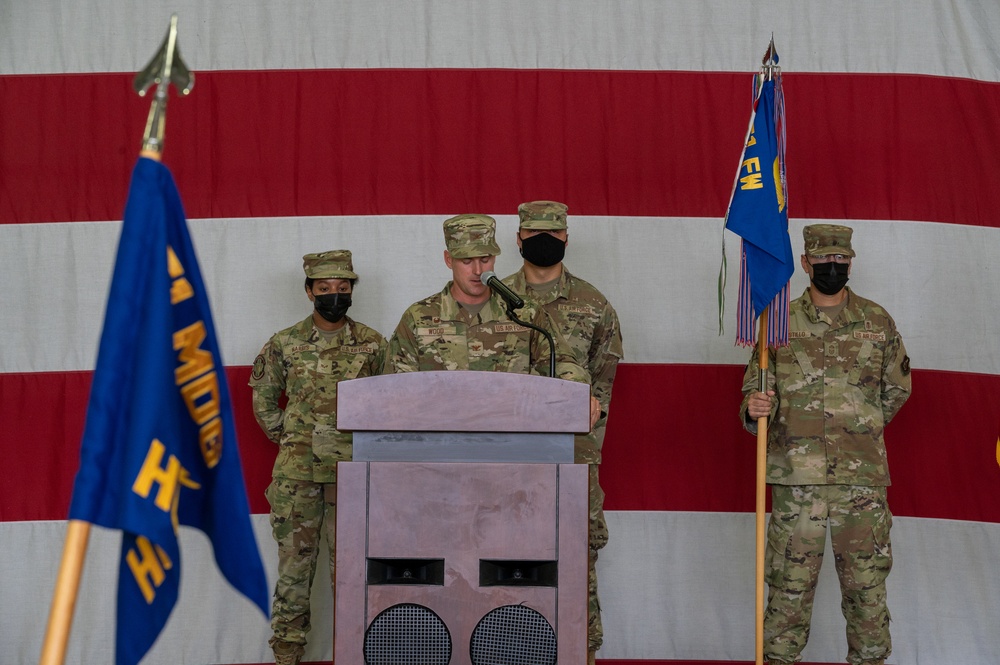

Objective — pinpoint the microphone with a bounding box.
[480,271,524,310]
[481,270,556,377]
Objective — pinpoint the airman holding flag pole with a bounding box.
[741,225,911,665]
[722,38,794,665]
[727,40,912,665]
[40,15,269,665]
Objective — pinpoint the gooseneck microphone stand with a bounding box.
[505,305,556,378]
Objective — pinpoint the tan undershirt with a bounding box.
[816,292,849,321]
[526,276,560,300]
[459,300,487,319]
[315,325,348,341]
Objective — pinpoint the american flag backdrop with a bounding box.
[2,2,999,664]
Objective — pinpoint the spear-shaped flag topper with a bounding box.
[134,14,194,157]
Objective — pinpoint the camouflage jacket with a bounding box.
[386,282,589,382]
[503,266,624,463]
[250,315,387,482]
[740,288,911,486]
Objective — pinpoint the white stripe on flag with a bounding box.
[4,0,1000,80]
[6,514,999,664]
[1,216,996,375]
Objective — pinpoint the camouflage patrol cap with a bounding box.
[803,224,856,258]
[302,249,358,279]
[443,214,501,258]
[518,200,568,230]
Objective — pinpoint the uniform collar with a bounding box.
[294,314,357,345]
[799,286,864,326]
[510,264,573,300]
[440,282,507,322]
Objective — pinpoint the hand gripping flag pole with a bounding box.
[721,36,792,665]
[41,15,269,665]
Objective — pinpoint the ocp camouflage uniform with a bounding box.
[386,283,586,380]
[740,286,911,665]
[251,314,387,659]
[504,265,623,653]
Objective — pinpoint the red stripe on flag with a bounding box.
[2,71,1000,226]
[602,365,1000,522]
[3,365,998,523]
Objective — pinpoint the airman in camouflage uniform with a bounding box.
[502,201,623,663]
[740,225,911,665]
[250,250,387,665]
[386,214,590,382]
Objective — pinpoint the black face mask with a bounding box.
[519,232,566,268]
[313,292,352,323]
[810,261,849,296]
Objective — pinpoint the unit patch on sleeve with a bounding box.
[251,354,266,380]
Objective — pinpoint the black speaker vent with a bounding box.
[480,559,558,587]
[364,603,451,665]
[368,557,445,585]
[469,604,557,665]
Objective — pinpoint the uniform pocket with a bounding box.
[869,506,893,583]
[838,491,893,591]
[266,479,296,540]
[765,515,795,589]
[340,353,367,380]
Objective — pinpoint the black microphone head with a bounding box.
[480,271,497,285]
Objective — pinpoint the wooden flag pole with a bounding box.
[755,309,769,665]
[39,520,92,665]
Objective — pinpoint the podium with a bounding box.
[334,371,590,665]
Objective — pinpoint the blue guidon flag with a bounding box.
[68,157,269,665]
[724,49,794,348]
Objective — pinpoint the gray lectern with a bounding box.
[335,371,590,665]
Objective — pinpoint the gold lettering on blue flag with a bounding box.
[125,536,174,604]
[132,438,201,528]
[167,245,193,304]
[170,253,223,469]
[739,155,763,190]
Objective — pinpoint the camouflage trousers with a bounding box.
[266,477,338,650]
[764,484,893,665]
[588,463,609,653]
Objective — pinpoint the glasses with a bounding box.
[809,254,851,264]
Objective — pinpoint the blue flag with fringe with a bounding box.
[724,71,793,347]
[68,157,269,665]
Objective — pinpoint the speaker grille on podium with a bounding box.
[470,605,557,665]
[363,603,451,664]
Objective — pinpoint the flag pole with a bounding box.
[39,521,92,665]
[38,15,191,665]
[755,309,769,665]
[723,35,784,665]
[755,40,779,665]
